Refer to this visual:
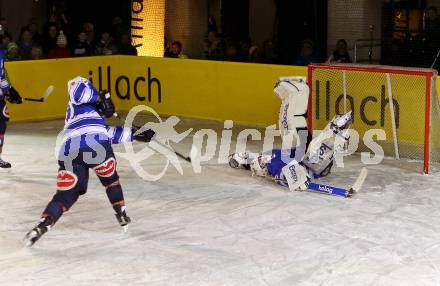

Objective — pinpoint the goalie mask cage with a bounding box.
[307,64,440,174]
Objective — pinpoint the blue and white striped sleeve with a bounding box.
[107,126,135,144]
[70,81,99,105]
[0,54,10,94]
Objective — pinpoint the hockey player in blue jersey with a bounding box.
[229,76,352,193]
[24,76,155,247]
[0,49,22,168]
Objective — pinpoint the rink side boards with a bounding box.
[4,56,440,133]
[5,55,306,127]
[5,57,113,122]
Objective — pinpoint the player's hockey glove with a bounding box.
[96,90,115,118]
[5,86,22,104]
[133,127,156,142]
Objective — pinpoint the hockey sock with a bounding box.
[105,180,125,207]
[42,190,80,223]
[0,134,4,155]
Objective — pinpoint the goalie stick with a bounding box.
[113,112,193,163]
[274,167,368,198]
[23,85,54,102]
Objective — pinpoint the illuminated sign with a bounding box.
[131,0,165,57]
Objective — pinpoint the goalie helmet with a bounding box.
[250,154,273,177]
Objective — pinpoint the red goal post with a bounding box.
[307,63,439,174]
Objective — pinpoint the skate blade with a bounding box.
[23,231,38,247]
[123,225,128,233]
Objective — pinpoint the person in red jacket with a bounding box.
[48,30,71,59]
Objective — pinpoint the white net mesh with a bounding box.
[308,64,439,173]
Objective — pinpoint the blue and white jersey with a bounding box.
[62,76,133,153]
[267,148,332,184]
[267,149,296,186]
[0,49,11,98]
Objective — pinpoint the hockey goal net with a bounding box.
[307,64,440,174]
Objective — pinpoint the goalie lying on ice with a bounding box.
[229,76,352,192]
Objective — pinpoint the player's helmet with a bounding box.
[67,76,99,103]
[250,154,272,177]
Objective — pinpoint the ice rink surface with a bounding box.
[1,119,440,286]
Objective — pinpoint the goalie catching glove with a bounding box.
[5,86,22,104]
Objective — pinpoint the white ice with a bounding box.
[1,119,440,286]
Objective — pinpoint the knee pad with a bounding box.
[93,157,119,187]
[57,168,89,195]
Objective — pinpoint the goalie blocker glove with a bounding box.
[96,90,115,118]
[5,86,22,104]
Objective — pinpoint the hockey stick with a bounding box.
[431,48,440,69]
[308,167,368,198]
[273,167,368,198]
[113,112,192,163]
[23,85,54,102]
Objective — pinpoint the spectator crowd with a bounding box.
[0,7,137,62]
[165,6,440,69]
[3,5,439,69]
[164,15,352,66]
[0,10,355,66]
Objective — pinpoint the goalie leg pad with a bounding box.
[275,77,310,151]
[281,160,310,191]
[302,111,353,178]
[302,143,335,178]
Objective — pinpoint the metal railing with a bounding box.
[353,38,382,64]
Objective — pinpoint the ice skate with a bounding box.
[113,205,131,232]
[24,217,53,247]
[0,158,11,168]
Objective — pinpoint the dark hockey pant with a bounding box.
[42,142,125,224]
[0,98,9,152]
